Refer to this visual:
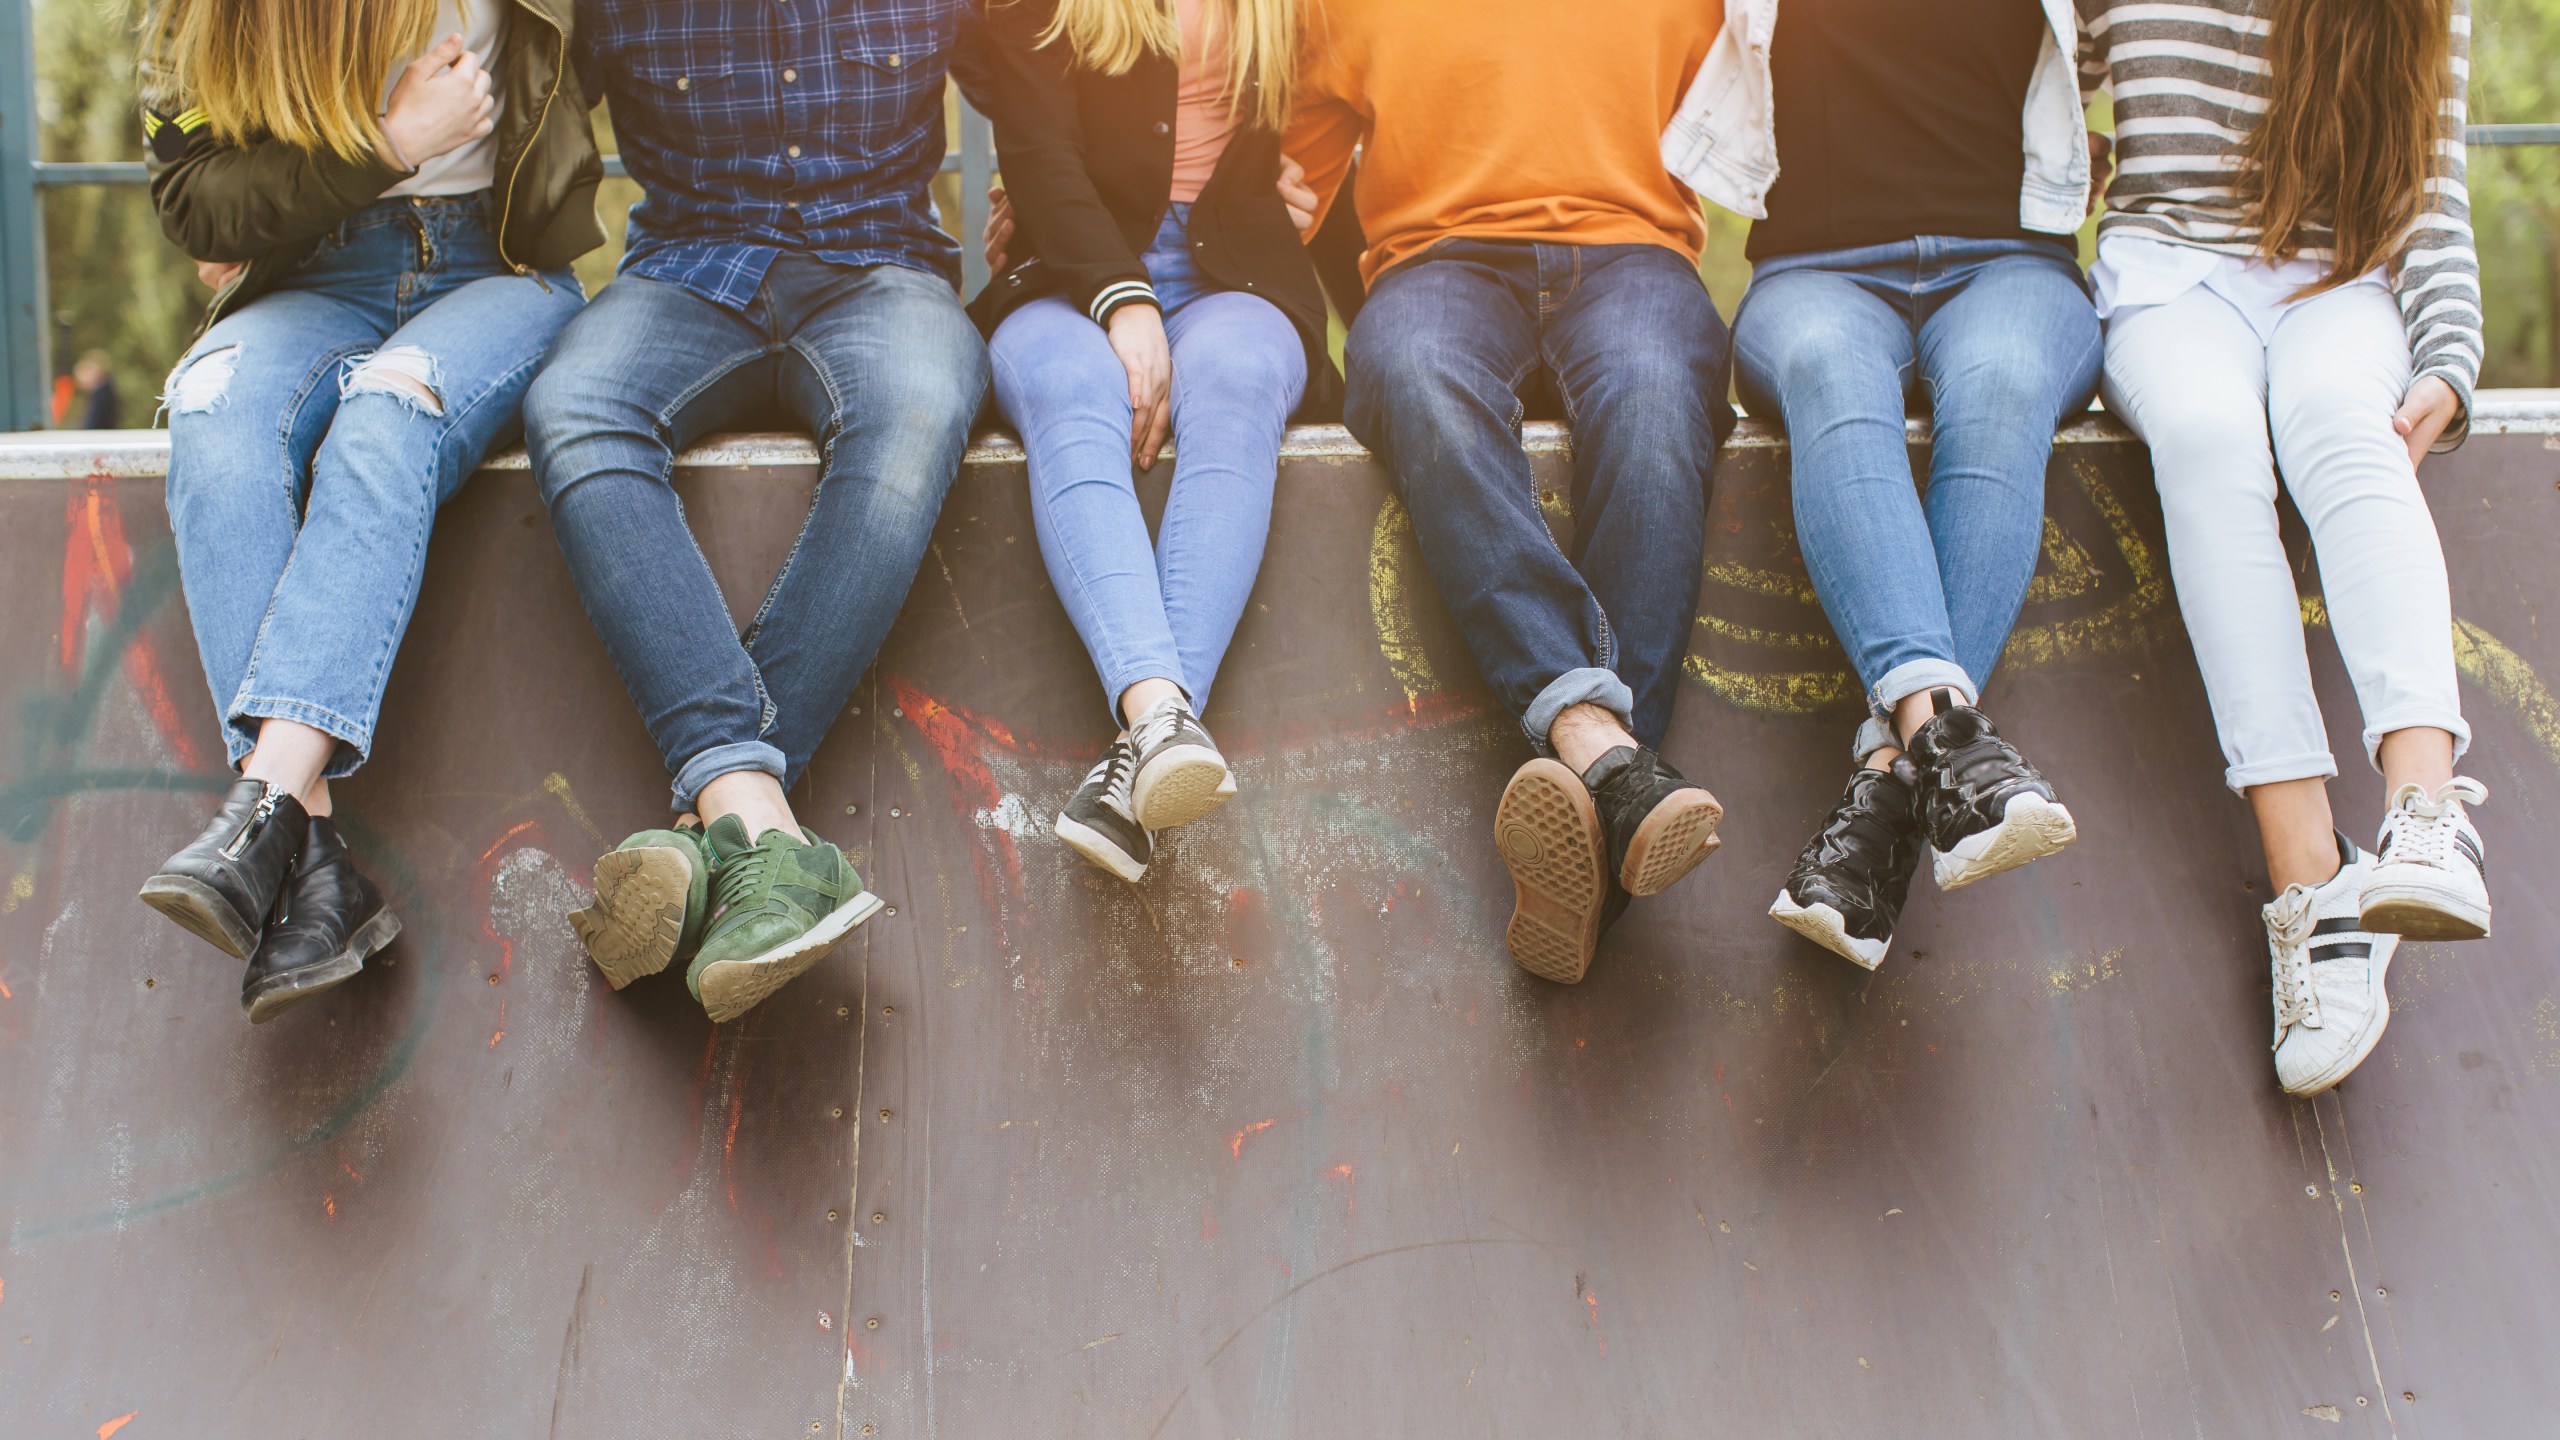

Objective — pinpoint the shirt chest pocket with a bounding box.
[627,47,739,122]
[832,37,938,149]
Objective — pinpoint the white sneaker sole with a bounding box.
[1768,890,1890,971]
[693,891,885,1024]
[1933,793,2076,892]
[1055,811,1147,884]
[2279,941,2398,1097]
[1131,744,1233,831]
[2359,878,2490,941]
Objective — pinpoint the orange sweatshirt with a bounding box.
[1285,0,1722,287]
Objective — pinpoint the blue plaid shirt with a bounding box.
[578,0,977,307]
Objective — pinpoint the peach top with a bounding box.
[1169,0,1237,204]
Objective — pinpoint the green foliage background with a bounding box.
[29,0,2559,422]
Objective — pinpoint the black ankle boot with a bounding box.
[139,779,310,958]
[242,817,399,1024]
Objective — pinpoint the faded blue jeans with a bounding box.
[1344,240,1732,751]
[523,256,987,811]
[163,194,583,777]
[1733,236,2101,759]
[988,205,1307,724]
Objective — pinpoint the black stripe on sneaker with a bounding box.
[2310,917,2365,936]
[2456,832,2485,873]
[2309,940,2373,960]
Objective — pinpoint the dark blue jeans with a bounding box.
[1733,236,2101,758]
[523,257,988,810]
[1344,240,1733,750]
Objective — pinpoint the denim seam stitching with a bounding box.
[997,340,1156,695]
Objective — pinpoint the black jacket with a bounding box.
[966,0,1339,418]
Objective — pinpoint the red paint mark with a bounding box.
[62,484,204,769]
[338,1159,365,1185]
[322,1194,336,1220]
[0,976,12,1000]
[1714,1060,1726,1083]
[479,817,540,864]
[1329,1163,1356,1215]
[1721,1091,1734,1111]
[1257,1254,1293,1279]
[722,1085,747,1213]
[99,1414,138,1440]
[1575,1037,1587,1049]
[1201,1208,1219,1240]
[1229,1119,1276,1159]
[486,1030,505,1050]
[0,1274,6,1306]
[1584,1291,1607,1358]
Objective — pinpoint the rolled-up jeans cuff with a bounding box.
[2359,708,2471,774]
[1858,661,1976,764]
[1523,667,1635,754]
[671,740,787,815]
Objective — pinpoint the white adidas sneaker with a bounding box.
[2266,835,2400,1097]
[2360,778,2491,940]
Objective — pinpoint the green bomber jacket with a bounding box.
[138,0,603,330]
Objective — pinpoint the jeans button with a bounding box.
[1153,121,1170,135]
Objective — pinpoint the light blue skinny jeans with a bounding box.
[1734,236,2101,759]
[989,205,1307,725]
[163,194,582,776]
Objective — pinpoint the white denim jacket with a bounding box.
[1661,0,2097,234]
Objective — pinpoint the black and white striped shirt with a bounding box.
[2078,0,2482,411]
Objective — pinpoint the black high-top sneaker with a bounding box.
[1580,746,1724,897]
[1125,695,1233,831]
[241,817,400,1024]
[1905,690,2076,891]
[1056,738,1151,883]
[1768,759,1925,970]
[140,778,311,958]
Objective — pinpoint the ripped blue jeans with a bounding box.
[163,194,582,776]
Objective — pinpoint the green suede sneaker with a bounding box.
[570,822,711,991]
[686,814,883,1023]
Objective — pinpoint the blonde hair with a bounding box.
[1040,0,1296,132]
[151,0,445,161]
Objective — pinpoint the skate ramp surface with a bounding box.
[2,400,2558,1438]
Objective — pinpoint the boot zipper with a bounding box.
[221,788,280,860]
[496,8,567,284]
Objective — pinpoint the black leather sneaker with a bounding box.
[1768,761,1925,970]
[1580,746,1724,897]
[1905,690,2076,891]
[1056,738,1151,883]
[241,816,400,1023]
[139,778,310,958]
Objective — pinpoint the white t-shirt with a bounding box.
[384,1,507,197]
[2092,234,2389,346]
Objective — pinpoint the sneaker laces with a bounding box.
[1130,700,1188,756]
[712,843,778,916]
[2381,777,2488,871]
[2266,888,2320,1039]
[1089,740,1139,819]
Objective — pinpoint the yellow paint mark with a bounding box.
[1692,611,1840,653]
[99,1414,137,1440]
[2049,947,2124,995]
[1704,560,1821,606]
[2023,516,2104,604]
[1998,462,2171,668]
[541,772,605,843]
[1682,653,1856,713]
[2451,617,2560,772]
[0,871,31,914]
[1368,495,1439,711]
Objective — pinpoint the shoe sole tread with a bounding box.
[1496,760,1607,985]
[1621,787,1724,896]
[243,908,400,1024]
[139,874,260,959]
[2358,883,2490,941]
[571,846,696,989]
[1131,746,1232,831]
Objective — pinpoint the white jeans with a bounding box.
[2102,282,2468,794]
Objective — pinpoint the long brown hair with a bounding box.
[149,0,444,161]
[2242,0,2453,293]
[1040,0,1296,132]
